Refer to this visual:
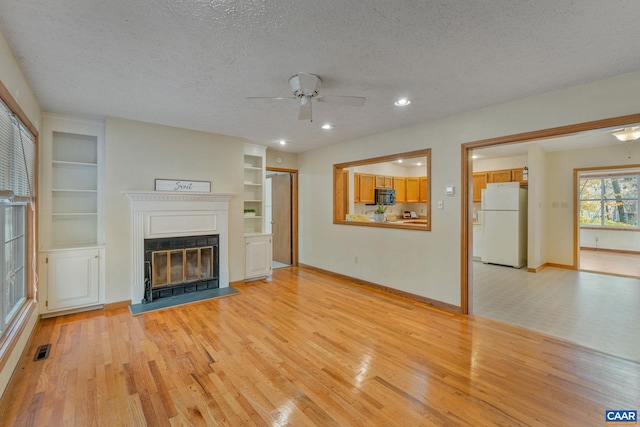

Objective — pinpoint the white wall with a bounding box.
[0,33,41,129]
[104,117,248,304]
[298,70,640,307]
[527,144,547,268]
[580,228,640,251]
[266,149,297,170]
[0,31,42,399]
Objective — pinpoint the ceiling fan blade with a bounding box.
[317,95,366,107]
[246,96,296,101]
[298,96,312,121]
[297,73,319,94]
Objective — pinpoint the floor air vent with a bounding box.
[34,344,51,361]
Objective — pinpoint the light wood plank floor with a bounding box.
[580,249,640,277]
[1,267,638,426]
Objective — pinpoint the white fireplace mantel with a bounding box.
[123,190,235,303]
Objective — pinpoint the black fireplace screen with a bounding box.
[144,234,219,302]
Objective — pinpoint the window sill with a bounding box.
[580,226,640,232]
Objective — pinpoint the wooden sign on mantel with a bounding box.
[154,179,211,192]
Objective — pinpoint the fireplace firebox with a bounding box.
[143,234,219,302]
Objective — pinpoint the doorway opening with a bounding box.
[462,113,640,314]
[576,166,640,278]
[463,115,640,361]
[266,168,298,269]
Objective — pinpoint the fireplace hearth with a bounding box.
[144,234,219,302]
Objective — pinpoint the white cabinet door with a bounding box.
[47,248,101,311]
[245,235,272,279]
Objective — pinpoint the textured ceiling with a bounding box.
[1,1,640,153]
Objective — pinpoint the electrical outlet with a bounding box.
[437,200,444,209]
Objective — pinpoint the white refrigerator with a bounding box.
[481,182,528,268]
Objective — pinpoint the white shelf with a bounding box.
[244,145,266,235]
[42,115,104,250]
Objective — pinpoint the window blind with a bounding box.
[0,97,35,200]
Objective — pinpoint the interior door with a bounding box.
[271,173,292,264]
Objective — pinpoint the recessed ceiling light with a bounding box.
[394,98,411,107]
[321,123,333,130]
[472,155,479,159]
[279,140,286,145]
[398,159,403,163]
[416,162,422,166]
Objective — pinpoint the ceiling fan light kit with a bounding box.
[612,126,640,142]
[248,73,366,123]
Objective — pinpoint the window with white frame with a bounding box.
[0,95,35,339]
[579,174,639,228]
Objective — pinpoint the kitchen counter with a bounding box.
[386,218,428,226]
[344,214,428,228]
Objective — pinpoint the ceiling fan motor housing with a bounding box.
[289,74,321,99]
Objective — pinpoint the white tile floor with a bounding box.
[473,261,640,361]
[272,260,291,270]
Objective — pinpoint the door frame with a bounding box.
[461,113,640,314]
[266,167,299,266]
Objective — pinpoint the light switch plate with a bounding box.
[445,186,455,196]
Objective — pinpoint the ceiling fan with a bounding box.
[247,73,366,122]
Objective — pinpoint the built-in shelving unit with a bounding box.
[243,144,266,235]
[40,114,105,316]
[243,144,272,280]
[51,131,100,247]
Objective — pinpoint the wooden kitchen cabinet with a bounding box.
[472,172,488,202]
[419,177,428,202]
[354,173,360,203]
[357,173,375,204]
[406,177,420,203]
[375,175,393,188]
[512,168,528,184]
[393,177,406,203]
[488,169,512,183]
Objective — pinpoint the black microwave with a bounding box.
[369,188,396,205]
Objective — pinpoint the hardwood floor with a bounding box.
[580,248,640,277]
[1,267,638,426]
